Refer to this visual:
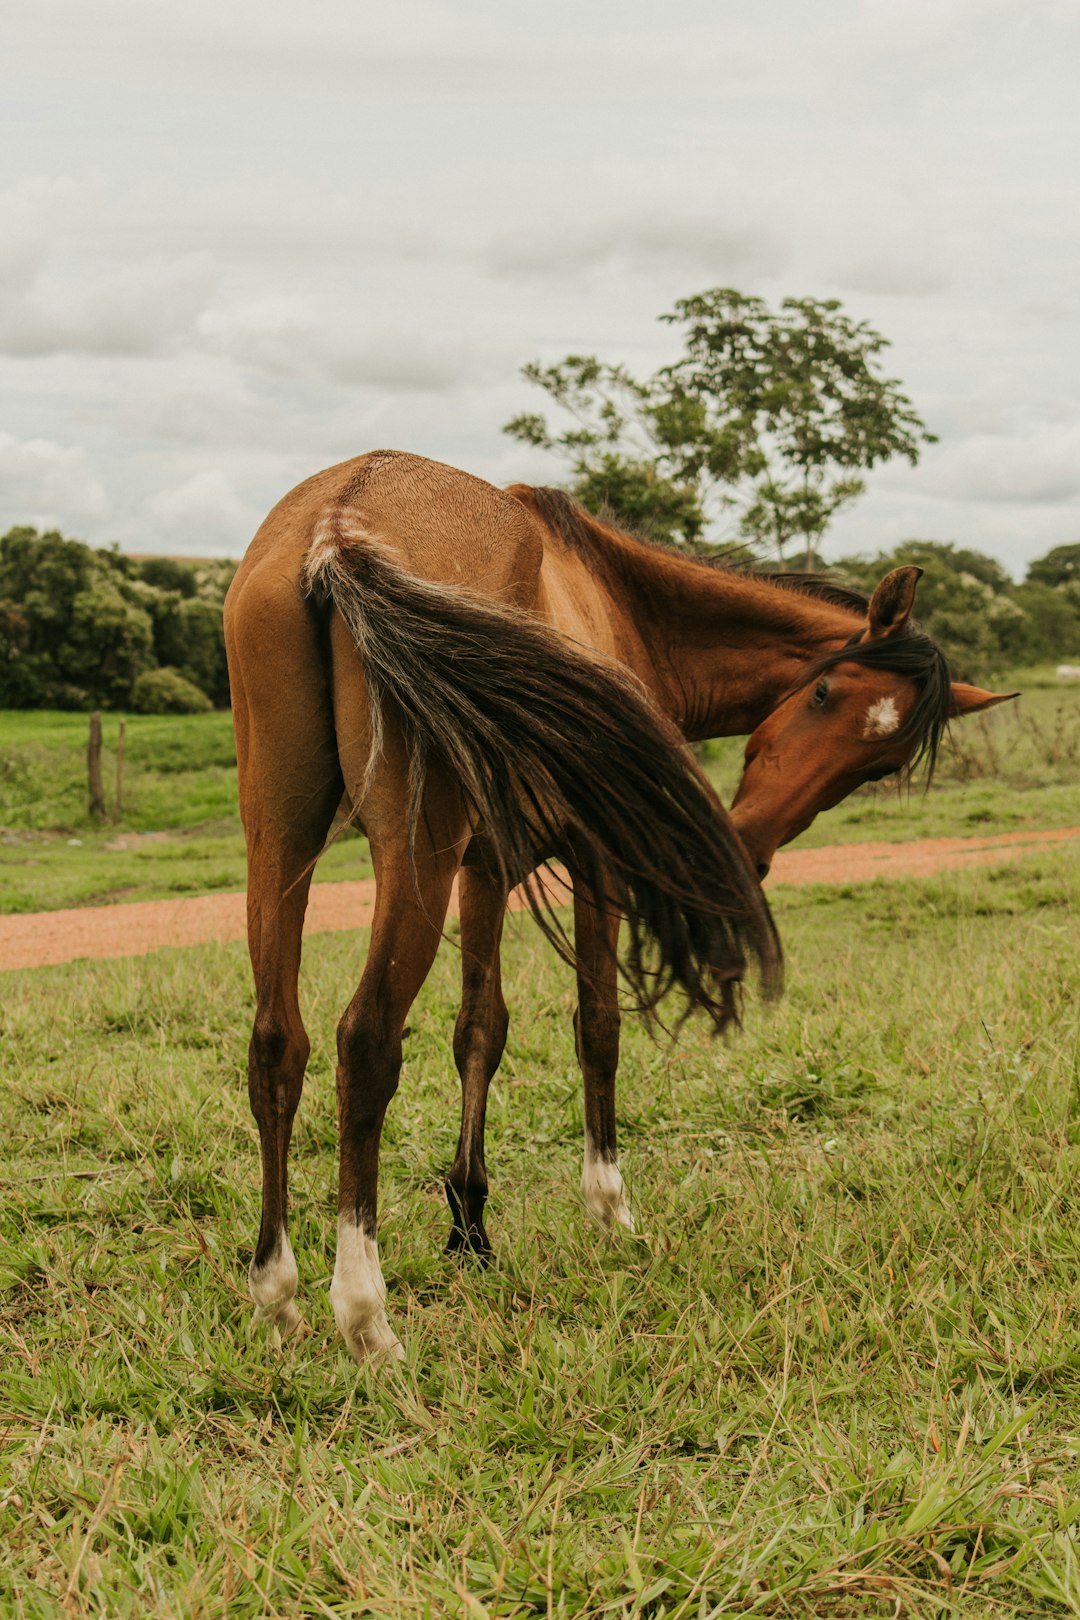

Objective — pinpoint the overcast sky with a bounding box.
[3,0,1078,575]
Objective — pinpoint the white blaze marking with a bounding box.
[863,696,900,738]
[330,1217,405,1364]
[582,1136,634,1230]
[249,1230,302,1338]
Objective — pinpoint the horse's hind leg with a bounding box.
[228,581,342,1341]
[245,822,336,1337]
[446,856,509,1258]
[331,825,465,1363]
[574,884,634,1231]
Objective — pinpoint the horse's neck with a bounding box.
[613,545,861,738]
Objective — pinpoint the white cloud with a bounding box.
[0,235,44,299]
[0,433,110,529]
[3,0,1080,576]
[0,254,217,359]
[484,212,786,282]
[141,470,261,554]
[929,425,1080,506]
[112,379,353,456]
[197,298,497,392]
[834,259,949,299]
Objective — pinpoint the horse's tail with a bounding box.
[303,515,781,1030]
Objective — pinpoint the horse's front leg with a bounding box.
[573,883,634,1231]
[332,837,461,1364]
[445,856,509,1259]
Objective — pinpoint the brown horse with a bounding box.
[225,449,1012,1364]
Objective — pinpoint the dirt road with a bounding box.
[2,826,1077,972]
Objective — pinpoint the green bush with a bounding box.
[130,667,213,714]
[151,595,229,705]
[0,527,235,710]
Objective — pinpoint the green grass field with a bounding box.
[2,851,1080,1616]
[0,712,369,914]
[1,674,1078,914]
[2,676,1080,1613]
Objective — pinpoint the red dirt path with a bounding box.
[2,826,1077,973]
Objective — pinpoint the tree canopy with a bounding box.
[0,526,235,711]
[840,539,1080,680]
[1026,542,1080,589]
[505,288,936,562]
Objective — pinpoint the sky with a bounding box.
[2,0,1078,576]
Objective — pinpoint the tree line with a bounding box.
[831,539,1080,679]
[0,526,235,712]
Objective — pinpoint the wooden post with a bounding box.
[113,717,126,824]
[88,712,106,821]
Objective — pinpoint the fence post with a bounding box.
[113,717,126,824]
[88,712,106,821]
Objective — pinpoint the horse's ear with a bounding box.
[949,683,1020,718]
[867,566,922,638]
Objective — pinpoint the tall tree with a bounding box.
[1027,542,1080,590]
[505,288,936,565]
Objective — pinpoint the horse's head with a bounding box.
[729,566,1017,878]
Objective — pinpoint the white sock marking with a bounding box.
[863,696,900,738]
[249,1230,302,1338]
[582,1136,634,1230]
[330,1217,404,1364]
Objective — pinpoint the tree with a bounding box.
[138,556,198,597]
[1008,580,1080,664]
[0,525,234,710]
[1027,542,1080,590]
[505,288,936,563]
[64,579,155,707]
[152,595,229,705]
[506,360,710,546]
[837,538,1080,678]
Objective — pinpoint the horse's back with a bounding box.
[231,450,546,614]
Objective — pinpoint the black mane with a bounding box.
[748,570,870,616]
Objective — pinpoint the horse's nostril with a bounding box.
[756,861,770,881]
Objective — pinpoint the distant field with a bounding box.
[0,711,370,914]
[2,852,1079,1614]
[0,670,1077,914]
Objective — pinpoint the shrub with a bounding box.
[130,667,213,714]
[152,596,229,705]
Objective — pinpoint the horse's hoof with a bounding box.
[251,1297,306,1344]
[250,1239,304,1341]
[330,1222,404,1366]
[445,1225,493,1265]
[338,1311,405,1366]
[582,1155,635,1231]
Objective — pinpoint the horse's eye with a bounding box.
[812,678,829,709]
